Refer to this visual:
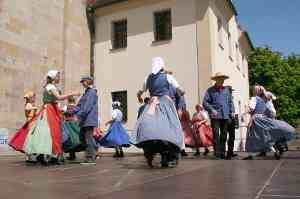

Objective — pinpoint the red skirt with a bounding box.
[9,113,38,152]
[178,110,196,147]
[46,104,63,155]
[193,122,213,148]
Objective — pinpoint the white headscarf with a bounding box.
[151,57,165,75]
[47,70,59,79]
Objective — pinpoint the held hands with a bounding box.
[71,92,81,97]
[105,121,111,126]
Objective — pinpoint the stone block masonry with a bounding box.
[0,0,90,135]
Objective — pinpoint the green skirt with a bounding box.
[23,112,53,155]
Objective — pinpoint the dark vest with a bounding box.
[146,72,170,97]
[253,96,266,115]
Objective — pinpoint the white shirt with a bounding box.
[266,100,276,117]
[141,74,180,93]
[111,109,123,122]
[45,84,57,92]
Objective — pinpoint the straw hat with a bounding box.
[211,72,229,81]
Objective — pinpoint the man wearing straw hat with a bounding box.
[203,72,235,159]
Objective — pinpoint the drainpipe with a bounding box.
[86,3,96,78]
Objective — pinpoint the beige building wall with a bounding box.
[95,0,199,129]
[195,0,213,103]
[93,0,252,150]
[0,0,90,136]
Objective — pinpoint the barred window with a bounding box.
[112,19,127,49]
[111,91,128,122]
[154,10,172,41]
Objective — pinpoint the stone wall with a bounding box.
[0,0,90,134]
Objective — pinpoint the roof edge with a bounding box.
[243,31,254,50]
[227,0,238,16]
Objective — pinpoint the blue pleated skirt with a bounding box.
[245,114,297,152]
[131,96,183,151]
[98,121,130,148]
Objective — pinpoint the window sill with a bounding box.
[219,43,224,50]
[109,47,127,53]
[151,39,172,46]
[229,56,233,62]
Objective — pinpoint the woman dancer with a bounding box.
[12,70,79,165]
[132,57,184,168]
[244,85,297,160]
[98,101,130,158]
[192,104,213,156]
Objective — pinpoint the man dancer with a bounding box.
[203,72,234,159]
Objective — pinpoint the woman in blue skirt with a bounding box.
[132,57,184,168]
[244,85,297,160]
[98,101,130,158]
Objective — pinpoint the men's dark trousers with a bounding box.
[80,127,97,161]
[227,119,235,155]
[211,119,229,157]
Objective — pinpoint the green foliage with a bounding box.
[248,47,300,127]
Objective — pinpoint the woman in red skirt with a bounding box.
[192,104,213,156]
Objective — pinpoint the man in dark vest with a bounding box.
[203,72,234,159]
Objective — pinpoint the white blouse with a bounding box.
[111,109,123,122]
[45,84,57,92]
[266,100,277,117]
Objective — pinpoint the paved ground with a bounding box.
[0,151,300,199]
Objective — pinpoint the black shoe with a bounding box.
[67,152,76,160]
[146,156,153,168]
[219,154,226,159]
[66,156,76,161]
[36,155,48,166]
[204,148,210,156]
[119,150,124,158]
[226,153,238,159]
[274,151,281,160]
[161,153,169,168]
[194,151,200,156]
[113,151,120,158]
[181,150,188,157]
[256,152,267,157]
[243,155,253,160]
